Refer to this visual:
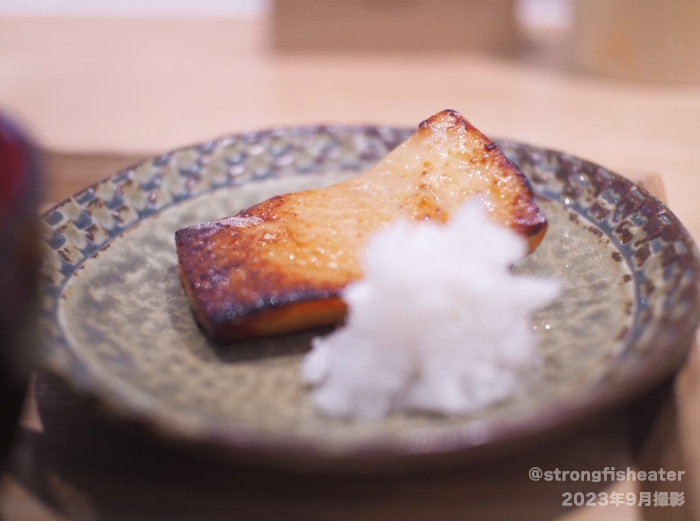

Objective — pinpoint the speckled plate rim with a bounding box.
[38,124,700,472]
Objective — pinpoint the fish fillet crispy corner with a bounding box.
[175,110,547,341]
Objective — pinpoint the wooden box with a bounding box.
[572,0,700,83]
[272,0,518,53]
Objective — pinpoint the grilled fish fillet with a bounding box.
[176,110,547,341]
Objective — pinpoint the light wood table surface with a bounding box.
[1,15,699,521]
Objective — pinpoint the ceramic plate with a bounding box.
[39,124,700,471]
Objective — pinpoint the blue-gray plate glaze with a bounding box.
[39,125,700,471]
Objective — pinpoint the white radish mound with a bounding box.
[301,198,561,420]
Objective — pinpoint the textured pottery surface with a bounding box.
[39,125,700,467]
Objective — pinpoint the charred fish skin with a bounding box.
[176,110,547,341]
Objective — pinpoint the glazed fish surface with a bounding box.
[175,110,547,341]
